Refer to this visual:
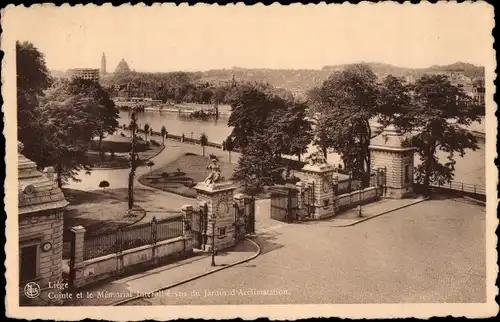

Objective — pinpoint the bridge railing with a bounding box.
[430,180,486,196]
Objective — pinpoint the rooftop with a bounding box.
[18,142,69,215]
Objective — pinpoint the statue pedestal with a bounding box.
[300,163,337,219]
[194,181,238,251]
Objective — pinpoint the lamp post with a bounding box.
[209,213,216,266]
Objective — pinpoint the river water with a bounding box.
[119,110,486,186]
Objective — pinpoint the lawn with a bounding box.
[138,153,237,198]
[87,133,164,169]
[62,188,145,258]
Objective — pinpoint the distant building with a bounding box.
[100,52,107,76]
[67,68,100,82]
[473,86,485,105]
[115,58,131,74]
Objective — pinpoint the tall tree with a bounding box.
[227,83,278,150]
[200,133,208,156]
[144,123,150,141]
[128,112,140,210]
[308,64,380,186]
[377,75,413,130]
[267,101,312,161]
[160,125,168,146]
[16,41,52,159]
[401,74,482,195]
[67,78,119,157]
[35,84,96,187]
[225,135,234,164]
[232,133,282,196]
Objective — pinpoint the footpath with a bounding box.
[311,195,428,227]
[67,238,260,306]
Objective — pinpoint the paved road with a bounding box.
[129,198,485,305]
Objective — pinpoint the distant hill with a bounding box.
[57,61,484,96]
[198,62,484,94]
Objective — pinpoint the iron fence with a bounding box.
[83,215,184,260]
[430,180,485,196]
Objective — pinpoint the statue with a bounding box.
[204,154,222,184]
[18,141,24,153]
[305,151,328,166]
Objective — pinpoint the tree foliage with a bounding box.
[160,125,168,145]
[403,74,482,193]
[17,41,53,157]
[308,64,380,186]
[67,78,119,154]
[232,133,282,196]
[200,133,208,156]
[229,82,312,193]
[35,84,96,187]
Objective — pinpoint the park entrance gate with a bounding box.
[244,197,255,234]
[193,203,208,249]
[270,188,299,223]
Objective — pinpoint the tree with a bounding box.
[128,112,140,210]
[144,123,150,141]
[200,133,208,156]
[232,133,282,196]
[99,180,110,192]
[147,160,155,175]
[16,41,52,160]
[308,64,380,186]
[267,101,312,161]
[401,74,483,195]
[377,75,413,129]
[225,135,234,164]
[227,83,277,150]
[34,84,96,187]
[67,78,119,157]
[160,125,168,146]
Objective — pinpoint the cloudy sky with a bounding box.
[6,2,494,72]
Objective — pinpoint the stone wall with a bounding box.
[71,234,193,289]
[19,210,64,289]
[336,187,379,212]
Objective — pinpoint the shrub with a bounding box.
[99,180,110,191]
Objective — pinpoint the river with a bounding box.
[119,110,486,186]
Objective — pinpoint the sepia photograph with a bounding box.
[2,2,497,320]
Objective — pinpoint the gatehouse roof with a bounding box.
[18,142,69,215]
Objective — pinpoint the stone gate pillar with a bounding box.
[194,181,237,251]
[299,155,337,219]
[369,124,417,198]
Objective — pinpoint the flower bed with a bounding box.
[138,153,237,198]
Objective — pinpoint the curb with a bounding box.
[331,197,429,227]
[110,237,261,306]
[454,194,486,206]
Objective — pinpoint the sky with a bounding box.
[5,2,494,73]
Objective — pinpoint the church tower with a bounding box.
[100,52,106,76]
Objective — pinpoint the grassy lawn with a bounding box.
[62,188,145,257]
[138,153,237,198]
[87,133,164,169]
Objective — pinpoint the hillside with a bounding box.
[51,62,484,95]
[198,62,484,94]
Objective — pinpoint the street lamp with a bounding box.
[209,213,217,266]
